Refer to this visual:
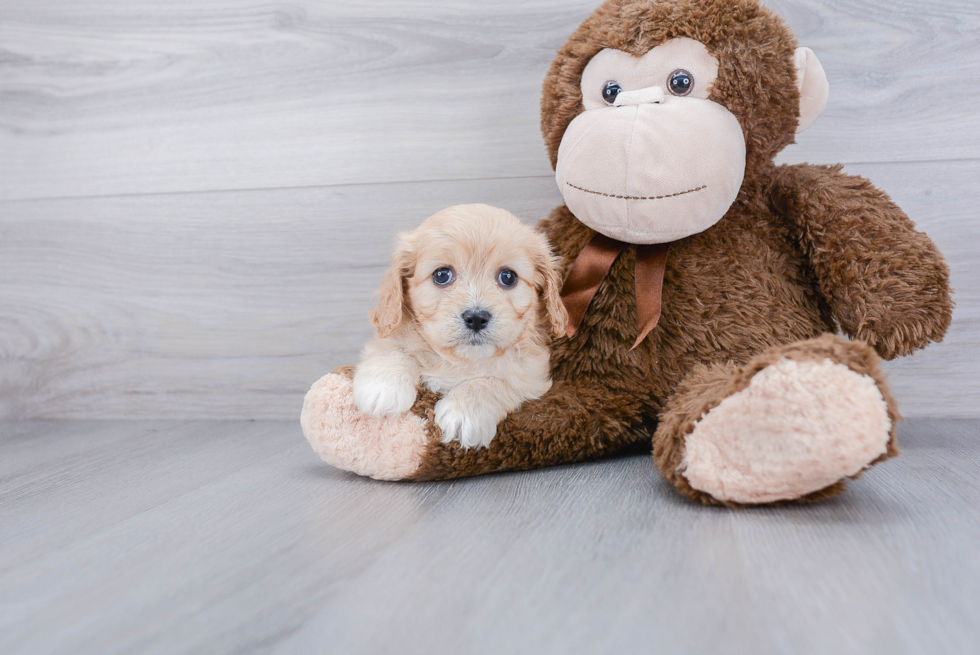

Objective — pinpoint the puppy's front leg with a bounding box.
[435,378,530,449]
[353,341,420,417]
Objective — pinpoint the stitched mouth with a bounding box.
[566,182,706,200]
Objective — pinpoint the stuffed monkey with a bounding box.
[302,0,952,506]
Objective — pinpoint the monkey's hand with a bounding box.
[770,164,952,360]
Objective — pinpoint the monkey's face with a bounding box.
[556,38,746,244]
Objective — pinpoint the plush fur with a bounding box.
[303,366,428,481]
[301,0,952,505]
[681,357,891,504]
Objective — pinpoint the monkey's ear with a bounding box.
[794,47,830,133]
[369,238,414,338]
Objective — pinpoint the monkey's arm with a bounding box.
[770,163,952,360]
[301,366,652,481]
[407,376,651,480]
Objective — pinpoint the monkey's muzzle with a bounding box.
[556,88,746,245]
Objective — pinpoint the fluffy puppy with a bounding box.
[353,204,568,449]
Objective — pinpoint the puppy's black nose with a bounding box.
[462,309,491,333]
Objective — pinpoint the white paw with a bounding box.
[434,396,499,449]
[352,372,417,418]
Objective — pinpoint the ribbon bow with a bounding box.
[559,234,670,350]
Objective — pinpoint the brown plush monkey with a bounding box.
[302,0,952,506]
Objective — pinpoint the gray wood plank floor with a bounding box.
[2,419,979,654]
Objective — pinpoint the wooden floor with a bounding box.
[2,419,979,654]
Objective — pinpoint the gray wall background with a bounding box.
[0,0,977,419]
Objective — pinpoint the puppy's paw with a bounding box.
[352,372,417,417]
[434,396,499,449]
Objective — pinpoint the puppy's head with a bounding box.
[370,204,568,361]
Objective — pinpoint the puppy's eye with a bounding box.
[668,69,694,96]
[432,267,454,286]
[602,80,622,105]
[497,269,518,288]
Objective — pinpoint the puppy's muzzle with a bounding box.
[462,308,492,333]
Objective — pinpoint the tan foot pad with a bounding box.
[301,373,427,481]
[681,358,891,504]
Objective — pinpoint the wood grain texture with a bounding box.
[1,161,974,419]
[0,177,564,418]
[0,0,977,419]
[0,0,978,200]
[1,419,978,654]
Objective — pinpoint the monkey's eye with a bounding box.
[668,69,694,96]
[497,269,518,288]
[432,267,454,286]
[602,80,623,105]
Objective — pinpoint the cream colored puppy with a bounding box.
[353,204,568,449]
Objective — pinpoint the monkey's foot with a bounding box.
[680,356,892,504]
[301,368,427,480]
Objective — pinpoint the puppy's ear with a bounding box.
[369,236,414,338]
[532,235,569,339]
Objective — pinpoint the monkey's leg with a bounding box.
[302,367,650,481]
[653,334,900,506]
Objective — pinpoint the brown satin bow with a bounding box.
[560,233,670,350]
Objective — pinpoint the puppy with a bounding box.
[353,204,568,449]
